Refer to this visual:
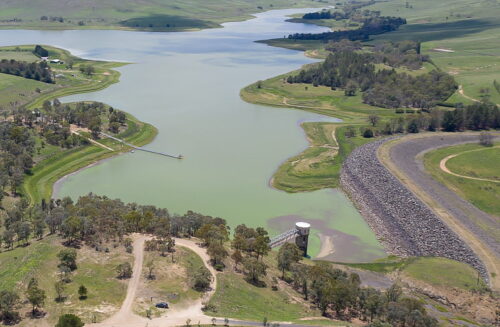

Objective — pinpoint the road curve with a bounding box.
[439,146,500,183]
[379,133,500,289]
[88,236,218,327]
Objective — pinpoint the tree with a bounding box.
[2,229,15,249]
[368,115,380,127]
[62,216,83,244]
[26,278,46,315]
[344,126,356,138]
[192,267,212,291]
[243,257,267,284]
[479,132,493,146]
[407,119,419,133]
[54,281,66,302]
[386,284,402,303]
[277,243,302,278]
[78,285,88,300]
[0,290,20,324]
[345,80,358,96]
[58,248,78,271]
[207,242,228,267]
[231,250,243,270]
[146,260,155,280]
[116,262,133,279]
[254,235,270,260]
[55,314,84,327]
[363,128,374,138]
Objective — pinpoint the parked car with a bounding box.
[155,302,169,309]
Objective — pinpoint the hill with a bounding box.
[0,0,327,31]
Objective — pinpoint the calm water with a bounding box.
[0,9,385,261]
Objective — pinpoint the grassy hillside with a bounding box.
[0,45,124,111]
[364,0,500,105]
[0,0,327,31]
[0,236,133,325]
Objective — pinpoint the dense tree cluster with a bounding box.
[288,263,437,325]
[350,102,499,139]
[371,40,426,69]
[302,10,348,20]
[10,100,127,148]
[0,122,35,198]
[286,47,455,109]
[0,59,53,83]
[362,70,456,109]
[33,45,49,58]
[441,102,500,131]
[287,16,406,42]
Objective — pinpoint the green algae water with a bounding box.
[0,9,385,261]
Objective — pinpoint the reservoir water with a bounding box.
[0,9,385,261]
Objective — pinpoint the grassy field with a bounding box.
[401,257,487,292]
[134,246,206,317]
[0,236,133,325]
[337,255,487,291]
[241,72,397,122]
[364,0,500,105]
[240,70,400,192]
[21,114,157,205]
[446,146,500,181]
[272,123,373,192]
[0,0,328,31]
[0,45,124,111]
[423,142,500,216]
[207,252,322,323]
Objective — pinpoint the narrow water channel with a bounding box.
[0,9,386,261]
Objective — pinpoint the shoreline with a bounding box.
[51,151,126,199]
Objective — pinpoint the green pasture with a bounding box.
[0,0,329,31]
[423,142,500,217]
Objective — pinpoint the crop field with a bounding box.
[0,0,328,31]
[423,142,500,216]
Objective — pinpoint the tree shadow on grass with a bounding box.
[119,15,219,31]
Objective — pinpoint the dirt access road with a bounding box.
[88,235,218,327]
[378,133,500,290]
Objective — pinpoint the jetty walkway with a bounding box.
[100,131,183,159]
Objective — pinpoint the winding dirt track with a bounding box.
[88,235,217,327]
[378,133,500,290]
[439,146,500,183]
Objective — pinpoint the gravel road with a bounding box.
[389,134,499,256]
[340,136,489,280]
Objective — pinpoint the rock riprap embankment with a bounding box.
[340,138,487,279]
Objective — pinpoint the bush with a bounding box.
[363,129,374,138]
[55,314,84,327]
[192,267,212,291]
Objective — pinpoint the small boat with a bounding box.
[178,154,184,159]
[131,150,135,153]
